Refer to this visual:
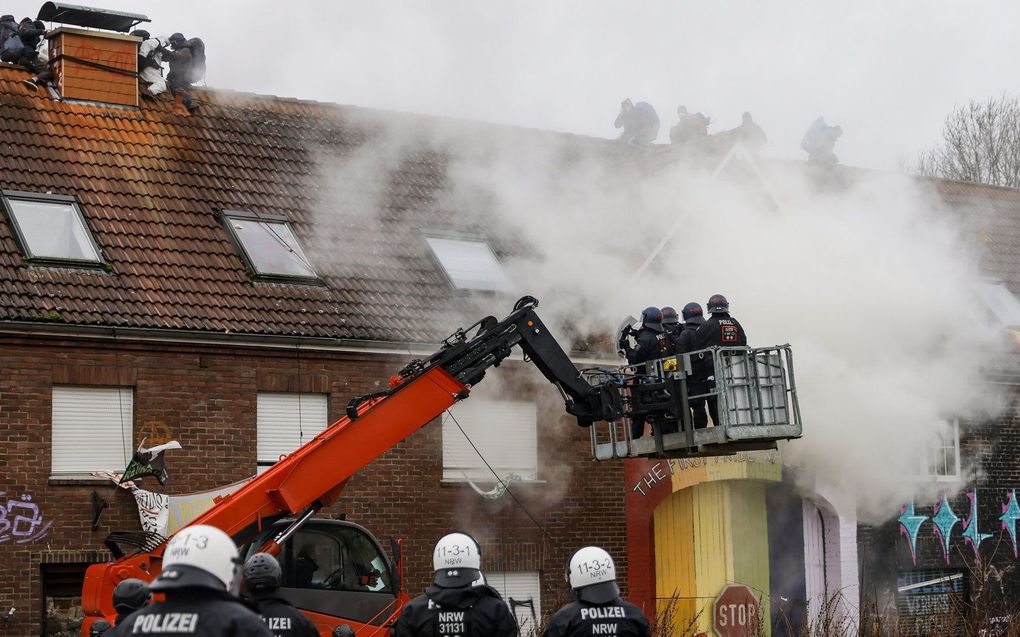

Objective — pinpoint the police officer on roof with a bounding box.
[542,546,650,637]
[111,578,150,626]
[106,524,272,637]
[691,294,747,426]
[619,307,668,439]
[243,552,318,637]
[393,532,517,637]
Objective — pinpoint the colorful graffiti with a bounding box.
[898,500,927,563]
[899,490,1005,564]
[1001,490,1020,557]
[0,492,52,543]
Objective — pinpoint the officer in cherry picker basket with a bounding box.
[111,578,150,626]
[106,524,272,637]
[542,546,651,637]
[393,532,518,637]
[691,294,747,426]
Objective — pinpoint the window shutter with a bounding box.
[51,386,133,474]
[442,400,537,481]
[257,393,328,470]
[487,571,542,633]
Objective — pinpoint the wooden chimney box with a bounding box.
[49,27,140,107]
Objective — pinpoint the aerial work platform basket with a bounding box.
[588,345,802,460]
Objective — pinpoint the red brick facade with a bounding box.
[0,332,628,634]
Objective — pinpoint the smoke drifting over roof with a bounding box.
[9,0,1020,169]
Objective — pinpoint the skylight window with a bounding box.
[222,210,317,280]
[425,235,509,291]
[1,191,101,264]
[974,281,1020,327]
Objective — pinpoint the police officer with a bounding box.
[112,578,150,626]
[660,306,681,355]
[543,546,650,637]
[619,307,667,439]
[691,294,747,426]
[243,552,318,637]
[89,619,112,637]
[107,524,272,637]
[393,532,517,637]
[675,302,709,429]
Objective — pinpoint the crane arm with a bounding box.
[82,296,621,621]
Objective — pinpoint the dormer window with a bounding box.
[1,190,102,265]
[222,210,318,282]
[424,235,509,291]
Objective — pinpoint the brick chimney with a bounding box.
[48,27,140,107]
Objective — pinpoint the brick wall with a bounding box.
[0,333,627,635]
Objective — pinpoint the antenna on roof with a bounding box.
[36,2,150,32]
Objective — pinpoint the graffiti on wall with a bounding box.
[899,490,1015,564]
[631,450,781,496]
[0,492,52,543]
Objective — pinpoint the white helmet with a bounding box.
[432,532,482,588]
[566,546,620,604]
[150,524,242,594]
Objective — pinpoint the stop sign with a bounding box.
[713,584,760,637]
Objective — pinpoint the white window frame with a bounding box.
[257,392,329,474]
[442,400,538,482]
[487,571,541,635]
[222,209,319,282]
[2,190,103,266]
[424,234,509,291]
[51,386,133,477]
[919,419,961,482]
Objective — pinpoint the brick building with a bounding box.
[856,181,1020,636]
[0,28,631,635]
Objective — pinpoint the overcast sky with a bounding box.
[9,0,1019,170]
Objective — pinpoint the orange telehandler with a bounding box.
[80,296,802,635]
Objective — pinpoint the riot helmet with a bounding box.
[149,524,242,594]
[168,32,185,48]
[681,302,705,325]
[706,294,729,314]
[89,619,112,637]
[112,578,150,615]
[661,306,680,327]
[129,29,150,39]
[243,552,282,594]
[565,546,620,604]
[640,306,663,333]
[432,532,483,588]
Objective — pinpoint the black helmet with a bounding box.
[640,306,663,332]
[243,552,282,593]
[661,306,679,326]
[168,32,185,46]
[113,578,150,615]
[681,302,705,325]
[129,29,150,39]
[89,619,112,637]
[706,294,729,314]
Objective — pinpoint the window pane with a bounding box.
[52,386,132,473]
[9,198,100,261]
[488,571,541,634]
[975,282,1020,327]
[442,400,537,481]
[257,393,328,468]
[229,217,316,278]
[425,236,509,291]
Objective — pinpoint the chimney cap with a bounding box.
[37,2,150,33]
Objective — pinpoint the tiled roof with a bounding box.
[0,64,629,343]
[4,62,1020,346]
[931,179,1020,292]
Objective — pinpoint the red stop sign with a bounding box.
[713,584,760,637]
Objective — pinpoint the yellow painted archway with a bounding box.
[652,452,780,636]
